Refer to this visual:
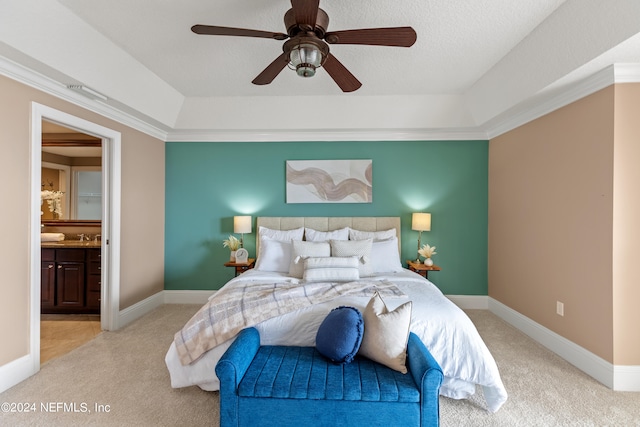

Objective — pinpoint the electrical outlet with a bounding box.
[556,301,564,316]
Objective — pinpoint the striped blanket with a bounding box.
[174,279,406,365]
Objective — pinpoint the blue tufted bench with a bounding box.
[216,327,443,427]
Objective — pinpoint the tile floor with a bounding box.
[40,314,102,364]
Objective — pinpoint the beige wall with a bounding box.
[0,75,165,366]
[612,84,640,365]
[489,84,640,365]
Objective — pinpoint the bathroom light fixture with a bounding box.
[234,216,252,248]
[67,85,108,101]
[412,213,431,263]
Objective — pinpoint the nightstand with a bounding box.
[406,260,441,279]
[224,258,255,277]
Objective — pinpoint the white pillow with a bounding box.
[330,239,373,277]
[358,292,412,373]
[303,256,360,282]
[258,226,304,242]
[349,228,396,241]
[254,238,292,273]
[304,227,350,242]
[288,240,331,278]
[370,237,403,274]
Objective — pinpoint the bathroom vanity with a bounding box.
[41,241,101,314]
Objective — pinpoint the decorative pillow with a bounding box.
[358,292,412,373]
[254,238,292,273]
[258,226,304,242]
[330,239,373,277]
[304,227,350,242]
[349,228,396,241]
[315,306,364,364]
[288,240,331,278]
[303,256,360,282]
[370,237,403,274]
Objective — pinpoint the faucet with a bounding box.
[94,234,101,243]
[77,233,86,242]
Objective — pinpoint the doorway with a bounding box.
[30,103,121,372]
[40,122,103,363]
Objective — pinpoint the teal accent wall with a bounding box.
[165,140,488,294]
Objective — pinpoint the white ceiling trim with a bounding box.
[3,52,639,144]
[485,64,640,139]
[165,127,488,143]
[0,55,169,140]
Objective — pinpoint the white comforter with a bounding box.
[165,269,508,412]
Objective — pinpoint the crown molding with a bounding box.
[165,127,489,143]
[0,55,169,141]
[485,64,640,139]
[4,51,639,144]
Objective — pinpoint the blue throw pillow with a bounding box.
[315,306,364,364]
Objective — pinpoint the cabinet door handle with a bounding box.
[98,281,102,285]
[57,265,62,269]
[48,264,54,269]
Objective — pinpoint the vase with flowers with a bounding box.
[418,244,437,266]
[223,235,241,261]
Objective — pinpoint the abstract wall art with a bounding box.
[286,160,372,203]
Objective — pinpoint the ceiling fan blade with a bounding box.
[191,25,288,40]
[252,52,290,85]
[290,0,320,29]
[325,27,417,47]
[323,53,362,93]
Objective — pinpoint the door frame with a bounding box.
[30,103,122,370]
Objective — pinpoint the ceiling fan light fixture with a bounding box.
[290,43,322,77]
[285,37,329,78]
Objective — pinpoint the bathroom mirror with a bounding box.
[41,122,103,222]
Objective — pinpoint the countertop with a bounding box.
[41,240,101,248]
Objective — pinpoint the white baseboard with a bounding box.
[613,364,640,392]
[163,290,214,305]
[111,289,640,392]
[117,291,164,328]
[0,354,37,394]
[488,297,640,392]
[114,290,214,329]
[446,295,489,309]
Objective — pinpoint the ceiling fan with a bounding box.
[191,0,417,92]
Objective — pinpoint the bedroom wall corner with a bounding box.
[0,74,165,390]
[612,83,640,366]
[488,86,615,363]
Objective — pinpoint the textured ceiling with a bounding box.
[57,0,566,97]
[2,0,640,136]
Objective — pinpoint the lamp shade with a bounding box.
[234,216,252,234]
[412,213,431,232]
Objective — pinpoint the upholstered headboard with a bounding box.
[256,216,401,257]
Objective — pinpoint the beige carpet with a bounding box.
[1,305,639,426]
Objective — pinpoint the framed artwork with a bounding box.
[286,160,372,203]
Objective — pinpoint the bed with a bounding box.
[165,216,507,413]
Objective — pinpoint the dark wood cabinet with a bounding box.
[86,249,101,310]
[41,248,100,314]
[41,249,55,309]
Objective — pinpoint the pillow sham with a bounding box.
[330,239,373,277]
[303,256,360,282]
[304,227,350,242]
[288,240,331,278]
[358,292,412,373]
[254,238,291,273]
[258,226,304,242]
[349,228,396,241]
[370,237,403,274]
[316,306,364,364]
